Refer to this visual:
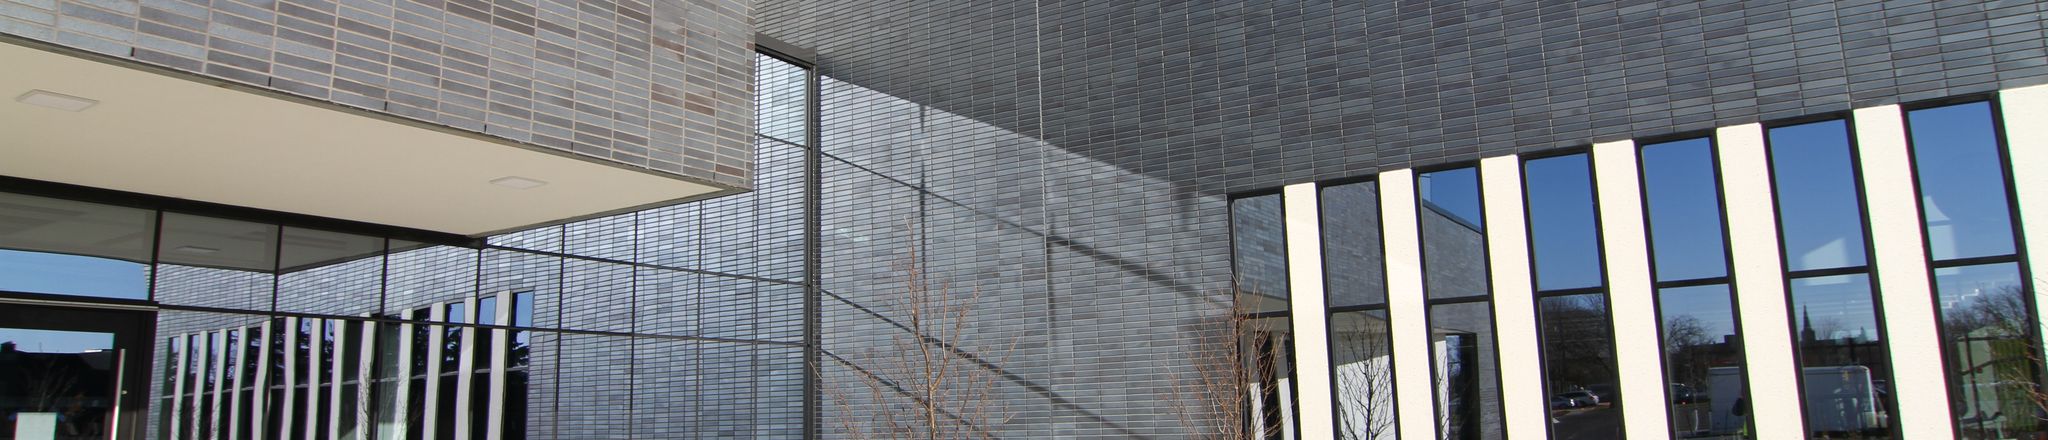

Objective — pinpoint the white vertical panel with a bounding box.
[1281,182,1337,439]
[170,335,187,440]
[487,292,512,440]
[227,328,245,440]
[330,320,347,440]
[1854,104,1956,438]
[253,321,272,440]
[192,332,210,440]
[1590,139,1672,439]
[455,297,478,440]
[1479,155,1545,437]
[1377,169,1438,440]
[1715,123,1806,439]
[210,331,227,440]
[359,317,377,440]
[305,319,325,440]
[1999,84,2048,365]
[278,317,297,440]
[393,313,416,439]
[423,306,446,438]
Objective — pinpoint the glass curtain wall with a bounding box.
[1638,137,1751,439]
[1321,181,1397,440]
[1230,193,1299,439]
[1416,167,1504,440]
[1524,153,1623,439]
[1767,119,1896,439]
[1905,101,2044,440]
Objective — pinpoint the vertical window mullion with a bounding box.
[1721,122,1806,439]
[1851,103,1955,437]
[1591,139,1670,438]
[1479,155,1547,437]
[489,292,512,440]
[1376,169,1440,440]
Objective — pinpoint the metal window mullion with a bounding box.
[1717,123,1805,438]
[1479,155,1547,436]
[210,331,228,440]
[1852,104,1956,437]
[454,297,478,440]
[170,335,187,440]
[278,317,297,440]
[1281,183,1337,439]
[423,306,446,438]
[487,292,511,440]
[1376,169,1438,440]
[252,321,273,440]
[1591,139,1674,438]
[305,319,324,440]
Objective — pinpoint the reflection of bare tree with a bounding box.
[1540,295,1616,390]
[831,244,1013,440]
[1330,313,1395,440]
[1941,284,2048,436]
[14,354,83,412]
[1663,315,1715,388]
[1171,300,1285,440]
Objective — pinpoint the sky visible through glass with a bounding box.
[1524,154,1603,291]
[1640,138,1729,282]
[0,249,148,300]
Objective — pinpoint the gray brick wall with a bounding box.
[0,0,759,187]
[757,0,2048,438]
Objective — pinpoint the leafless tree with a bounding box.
[1329,312,1398,440]
[829,243,1014,440]
[1942,284,2048,429]
[1169,300,1288,440]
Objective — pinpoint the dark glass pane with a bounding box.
[0,192,154,300]
[1232,194,1291,312]
[1539,293,1622,439]
[1640,138,1730,282]
[0,328,116,440]
[1788,274,1894,438]
[1322,182,1387,307]
[1768,120,1870,271]
[1430,301,1503,440]
[1330,309,1395,438]
[1907,102,2017,261]
[1243,315,1297,439]
[278,228,387,316]
[1525,154,1604,291]
[1932,263,2043,438]
[155,213,279,310]
[1419,168,1490,300]
[1657,284,1748,437]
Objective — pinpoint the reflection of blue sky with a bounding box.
[1524,154,1603,291]
[1659,284,1736,339]
[1641,138,1729,282]
[1933,262,2022,313]
[1790,274,1882,342]
[1419,167,1483,230]
[0,249,148,300]
[1908,102,2016,261]
[1768,120,1868,271]
[0,328,114,354]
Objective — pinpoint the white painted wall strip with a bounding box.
[1590,139,1672,440]
[192,332,210,440]
[1715,123,1806,439]
[393,312,416,439]
[170,334,186,440]
[1998,84,2048,367]
[1852,104,1956,438]
[423,306,446,438]
[1281,182,1337,440]
[1480,155,1545,438]
[1377,169,1438,440]
[278,317,297,440]
[306,319,325,440]
[210,331,227,440]
[488,292,513,440]
[359,317,377,440]
[228,328,245,440]
[455,297,479,440]
[253,321,272,440]
[330,319,348,440]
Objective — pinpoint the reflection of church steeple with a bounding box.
[1801,306,1818,344]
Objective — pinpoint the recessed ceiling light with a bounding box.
[490,176,548,189]
[174,245,219,255]
[15,89,98,112]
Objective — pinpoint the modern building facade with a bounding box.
[3,1,2048,440]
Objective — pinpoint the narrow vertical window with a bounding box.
[1768,119,1895,438]
[1525,153,1623,438]
[1641,137,1750,438]
[1417,167,1503,440]
[1906,101,2043,439]
[1229,193,1297,438]
[1321,181,1397,439]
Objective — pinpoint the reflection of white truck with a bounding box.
[1707,366,1887,435]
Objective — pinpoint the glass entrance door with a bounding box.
[0,304,153,440]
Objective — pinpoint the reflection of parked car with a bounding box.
[1586,384,1620,405]
[1559,390,1599,407]
[1551,395,1581,409]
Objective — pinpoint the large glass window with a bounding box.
[1906,101,2043,439]
[1229,193,1298,437]
[1417,167,1503,440]
[1640,137,1751,438]
[1525,153,1623,439]
[1769,120,1895,439]
[1321,181,1397,439]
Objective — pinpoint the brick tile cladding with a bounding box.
[759,0,2048,438]
[1,0,758,186]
